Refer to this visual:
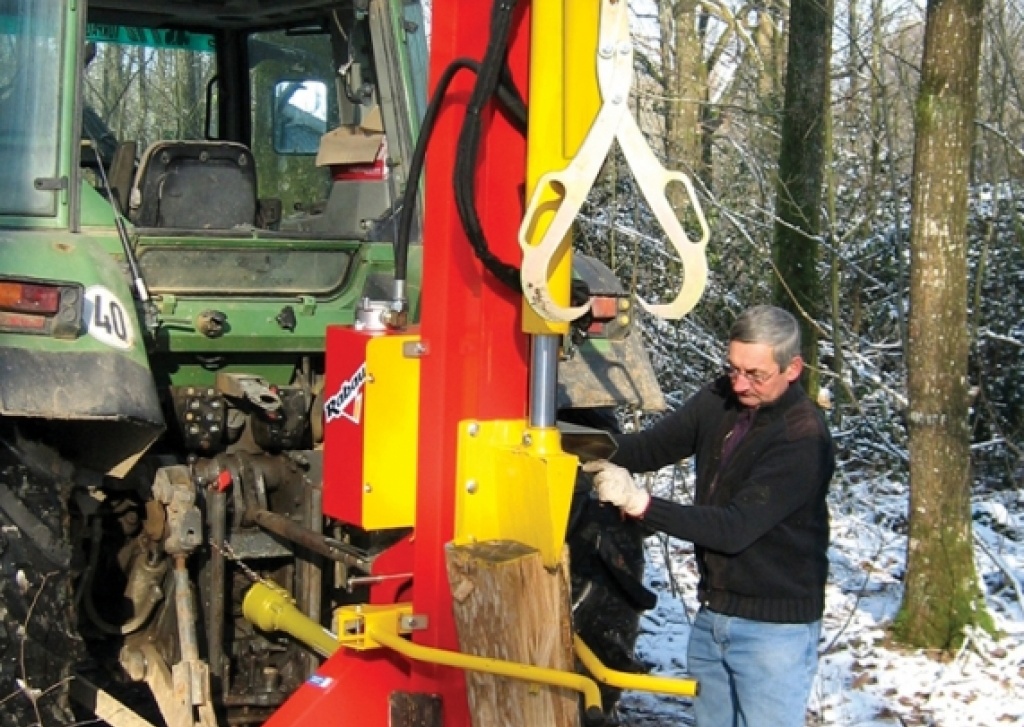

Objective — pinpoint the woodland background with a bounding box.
[592,2,1024,721]
[565,0,1023,651]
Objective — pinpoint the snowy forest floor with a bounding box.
[614,474,1024,727]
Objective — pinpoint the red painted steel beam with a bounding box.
[411,0,532,721]
[263,1,532,723]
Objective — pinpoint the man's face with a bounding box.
[726,341,802,408]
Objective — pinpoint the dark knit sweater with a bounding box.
[611,378,834,623]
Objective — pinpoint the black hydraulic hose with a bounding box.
[395,54,527,286]
[395,58,476,284]
[453,0,525,292]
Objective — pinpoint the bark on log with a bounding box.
[445,540,580,727]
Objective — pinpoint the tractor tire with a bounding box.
[0,443,81,727]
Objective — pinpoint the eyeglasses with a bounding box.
[724,364,780,386]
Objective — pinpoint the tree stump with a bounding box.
[445,540,580,727]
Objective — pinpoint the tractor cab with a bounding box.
[77,5,427,239]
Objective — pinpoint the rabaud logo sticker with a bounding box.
[84,285,134,350]
[324,362,367,424]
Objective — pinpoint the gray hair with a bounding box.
[729,305,802,369]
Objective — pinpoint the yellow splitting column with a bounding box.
[520,0,600,335]
[452,0,602,567]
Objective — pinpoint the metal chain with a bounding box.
[209,538,268,585]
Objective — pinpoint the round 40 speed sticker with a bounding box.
[83,285,135,350]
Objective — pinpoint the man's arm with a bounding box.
[641,429,832,552]
[610,387,708,473]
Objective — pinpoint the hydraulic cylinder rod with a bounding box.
[247,507,373,572]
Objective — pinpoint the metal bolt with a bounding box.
[400,614,429,631]
[364,483,373,493]
[465,480,478,494]
[522,432,533,446]
[467,422,480,437]
[262,666,281,692]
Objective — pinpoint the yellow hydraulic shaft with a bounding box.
[369,625,604,717]
[242,581,341,658]
[243,580,700,713]
[244,581,603,713]
[574,635,700,698]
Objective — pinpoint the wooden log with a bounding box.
[445,540,580,727]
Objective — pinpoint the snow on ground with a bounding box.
[614,476,1024,726]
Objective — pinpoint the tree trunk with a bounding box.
[752,4,784,119]
[771,0,833,395]
[663,0,708,196]
[136,46,149,143]
[445,541,579,727]
[894,0,993,650]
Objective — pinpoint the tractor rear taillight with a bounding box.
[584,294,632,340]
[0,279,82,339]
[589,296,620,320]
[0,281,62,314]
[0,311,48,332]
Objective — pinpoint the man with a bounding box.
[583,305,834,727]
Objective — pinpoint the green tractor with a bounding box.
[0,1,662,725]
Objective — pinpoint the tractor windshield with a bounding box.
[82,24,217,156]
[0,0,64,217]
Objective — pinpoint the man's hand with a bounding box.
[580,460,650,517]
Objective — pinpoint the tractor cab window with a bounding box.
[81,24,216,159]
[252,18,400,237]
[249,28,339,217]
[0,0,64,217]
[80,24,218,221]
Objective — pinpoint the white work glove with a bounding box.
[581,460,650,518]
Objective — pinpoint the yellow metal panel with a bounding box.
[362,334,420,529]
[522,0,570,335]
[521,0,602,334]
[453,419,578,566]
[563,0,601,154]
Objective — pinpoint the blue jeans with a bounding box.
[687,607,820,727]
